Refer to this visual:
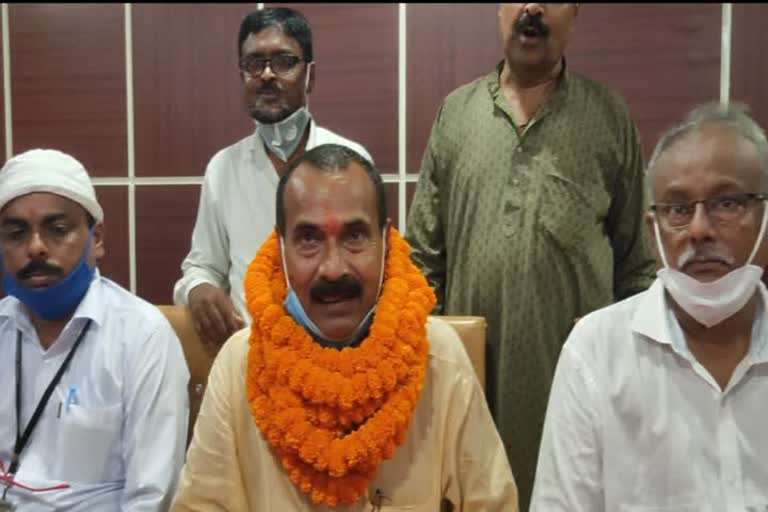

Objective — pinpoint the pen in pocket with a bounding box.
[65,386,78,412]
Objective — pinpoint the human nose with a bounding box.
[686,202,716,242]
[524,3,544,16]
[260,60,277,80]
[26,230,48,259]
[318,244,349,282]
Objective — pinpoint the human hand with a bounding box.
[188,283,245,346]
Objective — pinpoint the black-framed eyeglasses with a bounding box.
[650,192,768,228]
[239,54,304,77]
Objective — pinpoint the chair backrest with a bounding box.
[157,304,486,444]
[157,304,219,444]
[437,315,486,389]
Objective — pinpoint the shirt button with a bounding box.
[515,146,522,153]
[512,179,519,186]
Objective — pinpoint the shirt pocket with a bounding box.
[54,403,122,483]
[538,170,608,254]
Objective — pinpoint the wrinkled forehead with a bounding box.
[651,124,766,198]
[284,165,378,231]
[0,191,87,222]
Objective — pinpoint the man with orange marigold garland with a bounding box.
[170,144,518,511]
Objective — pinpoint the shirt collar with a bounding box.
[486,56,570,110]
[631,277,768,363]
[631,279,675,347]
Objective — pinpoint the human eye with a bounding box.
[662,203,693,226]
[712,195,744,212]
[50,223,70,235]
[667,203,691,216]
[1,227,25,242]
[343,224,372,250]
[299,232,319,245]
[241,55,266,74]
[293,227,323,252]
[272,54,299,73]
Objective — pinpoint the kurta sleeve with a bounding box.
[436,322,519,511]
[406,104,449,313]
[606,98,656,300]
[530,320,604,512]
[170,335,249,511]
[173,164,232,306]
[120,323,190,511]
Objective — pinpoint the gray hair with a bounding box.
[646,101,768,200]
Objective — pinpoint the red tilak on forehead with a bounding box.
[323,209,340,234]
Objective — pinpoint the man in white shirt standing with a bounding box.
[531,102,768,511]
[0,149,189,511]
[173,7,371,346]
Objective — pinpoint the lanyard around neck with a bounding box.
[7,319,93,477]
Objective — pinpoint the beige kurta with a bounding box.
[171,317,518,511]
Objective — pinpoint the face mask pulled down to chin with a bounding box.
[253,66,313,162]
[1,228,97,320]
[279,232,387,348]
[654,202,768,328]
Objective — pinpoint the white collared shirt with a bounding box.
[0,271,190,511]
[173,121,372,321]
[531,279,768,512]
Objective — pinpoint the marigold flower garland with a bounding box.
[244,228,436,507]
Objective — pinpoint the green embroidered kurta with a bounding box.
[406,63,656,509]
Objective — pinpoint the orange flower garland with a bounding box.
[244,227,436,508]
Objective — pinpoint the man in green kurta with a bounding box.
[406,4,656,509]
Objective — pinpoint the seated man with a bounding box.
[173,7,373,347]
[0,150,189,511]
[171,144,518,511]
[531,102,768,510]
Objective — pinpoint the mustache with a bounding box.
[257,82,281,94]
[677,244,736,269]
[17,259,64,280]
[514,11,550,37]
[309,276,362,302]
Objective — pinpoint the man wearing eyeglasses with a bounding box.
[531,102,768,511]
[174,7,372,346]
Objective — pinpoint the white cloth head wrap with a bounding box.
[0,149,103,222]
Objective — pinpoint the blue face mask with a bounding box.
[2,229,96,320]
[280,232,386,348]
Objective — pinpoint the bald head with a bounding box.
[647,102,768,201]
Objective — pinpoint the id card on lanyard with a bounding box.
[0,319,92,506]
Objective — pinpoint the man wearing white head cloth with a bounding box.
[0,149,189,511]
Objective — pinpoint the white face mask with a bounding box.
[654,200,768,328]
[253,64,313,162]
[279,228,387,347]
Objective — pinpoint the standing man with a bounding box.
[0,149,189,511]
[532,102,768,511]
[406,3,656,507]
[174,7,372,346]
